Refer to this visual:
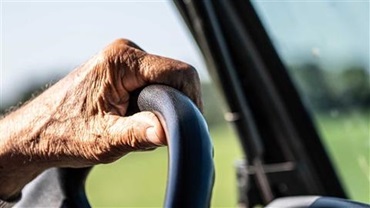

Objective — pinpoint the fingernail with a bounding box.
[146,127,162,146]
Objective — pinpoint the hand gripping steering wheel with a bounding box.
[16,85,215,208]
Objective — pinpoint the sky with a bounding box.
[1,0,369,107]
[1,1,209,107]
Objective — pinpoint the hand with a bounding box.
[0,39,202,200]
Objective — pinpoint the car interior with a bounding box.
[8,0,369,207]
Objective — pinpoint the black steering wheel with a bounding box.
[16,85,214,208]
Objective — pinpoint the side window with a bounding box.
[252,1,369,203]
[2,2,242,207]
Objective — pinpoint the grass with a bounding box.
[313,110,369,203]
[86,112,369,207]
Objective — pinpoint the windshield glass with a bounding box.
[251,1,369,203]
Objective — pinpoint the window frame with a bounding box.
[174,0,347,206]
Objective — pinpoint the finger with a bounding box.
[104,111,166,151]
[137,54,203,111]
[105,38,145,52]
[100,39,203,111]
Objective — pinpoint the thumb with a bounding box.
[104,111,166,151]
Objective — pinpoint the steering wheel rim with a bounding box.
[16,85,214,208]
[138,85,214,208]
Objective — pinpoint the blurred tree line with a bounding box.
[202,62,370,126]
[289,63,369,113]
[1,63,368,127]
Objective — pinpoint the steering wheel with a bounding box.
[16,85,214,208]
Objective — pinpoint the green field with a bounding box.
[314,111,369,204]
[86,112,369,207]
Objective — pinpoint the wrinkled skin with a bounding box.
[0,39,202,200]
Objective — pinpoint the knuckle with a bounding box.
[108,38,135,49]
[112,38,138,48]
[113,38,133,45]
[104,38,142,55]
[100,42,127,63]
[98,41,145,72]
[175,62,199,82]
[184,64,199,80]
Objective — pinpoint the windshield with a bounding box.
[251,1,369,203]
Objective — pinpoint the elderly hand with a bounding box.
[0,39,202,200]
